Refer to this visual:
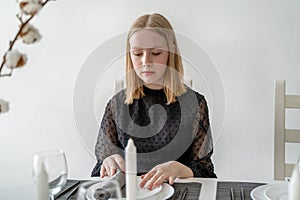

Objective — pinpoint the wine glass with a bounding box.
[33,149,68,200]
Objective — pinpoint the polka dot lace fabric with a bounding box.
[92,86,217,178]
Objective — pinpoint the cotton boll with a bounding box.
[20,24,42,44]
[19,0,42,15]
[19,0,41,3]
[5,50,28,69]
[22,30,42,44]
[0,99,10,114]
[21,3,42,15]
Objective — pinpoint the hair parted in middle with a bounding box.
[125,13,186,105]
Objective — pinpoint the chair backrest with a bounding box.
[114,80,124,94]
[114,79,193,94]
[274,80,300,180]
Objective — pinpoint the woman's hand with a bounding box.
[139,161,193,190]
[100,154,125,178]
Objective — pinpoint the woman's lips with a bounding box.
[142,71,155,76]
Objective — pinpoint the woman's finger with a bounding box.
[107,160,117,177]
[100,165,106,178]
[148,172,164,189]
[113,154,125,172]
[139,170,156,187]
[168,176,176,185]
[105,165,112,177]
[152,175,165,189]
[110,167,117,177]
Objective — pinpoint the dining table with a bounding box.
[0,177,286,200]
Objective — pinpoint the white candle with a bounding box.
[126,138,137,200]
[37,162,49,200]
[289,162,300,200]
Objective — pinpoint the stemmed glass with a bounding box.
[33,149,68,200]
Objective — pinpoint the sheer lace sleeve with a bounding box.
[91,99,123,177]
[186,96,217,178]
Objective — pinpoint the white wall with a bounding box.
[1,0,300,192]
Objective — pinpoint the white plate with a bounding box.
[251,184,271,200]
[251,182,288,200]
[137,178,163,199]
[87,177,163,200]
[110,183,174,200]
[264,183,288,200]
[143,183,174,200]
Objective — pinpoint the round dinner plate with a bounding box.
[264,183,288,200]
[143,182,174,200]
[86,176,173,200]
[251,184,271,200]
[136,181,163,199]
[110,183,174,200]
[250,182,288,200]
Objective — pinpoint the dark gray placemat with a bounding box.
[216,181,266,200]
[122,182,201,200]
[55,179,81,200]
[121,182,201,199]
[167,182,202,200]
[56,180,202,200]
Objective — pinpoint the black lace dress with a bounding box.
[91,86,217,178]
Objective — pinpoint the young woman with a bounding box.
[91,13,217,190]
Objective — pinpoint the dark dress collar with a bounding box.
[143,85,165,96]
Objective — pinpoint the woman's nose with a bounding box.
[142,52,152,66]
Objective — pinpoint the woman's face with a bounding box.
[129,29,169,89]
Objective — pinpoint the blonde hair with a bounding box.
[125,13,186,105]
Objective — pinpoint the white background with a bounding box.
[1,0,300,193]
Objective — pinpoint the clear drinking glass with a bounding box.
[33,149,68,200]
[294,154,300,176]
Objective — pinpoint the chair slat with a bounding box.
[274,80,286,180]
[285,95,300,108]
[114,80,124,94]
[285,163,296,177]
[285,129,300,143]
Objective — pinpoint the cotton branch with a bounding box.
[0,0,54,78]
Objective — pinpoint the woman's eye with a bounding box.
[133,53,142,56]
[152,52,161,56]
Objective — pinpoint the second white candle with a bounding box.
[125,138,137,200]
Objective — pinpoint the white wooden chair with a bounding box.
[274,80,300,180]
[114,80,125,94]
[114,79,193,94]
